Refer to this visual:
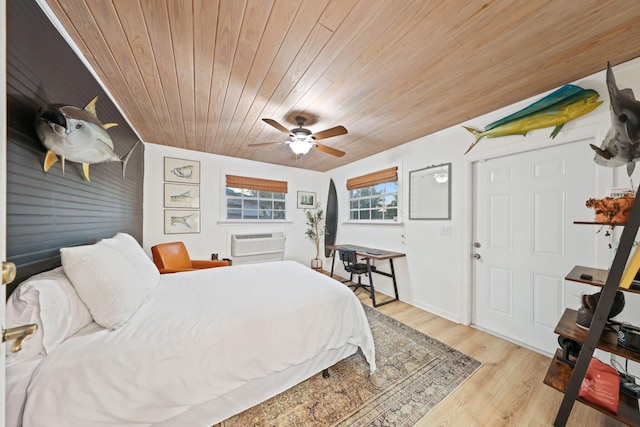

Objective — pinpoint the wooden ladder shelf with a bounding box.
[551,184,640,426]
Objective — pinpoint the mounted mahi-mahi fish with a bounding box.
[463,84,602,154]
[35,96,139,181]
[590,62,640,177]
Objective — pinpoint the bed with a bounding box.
[5,233,376,427]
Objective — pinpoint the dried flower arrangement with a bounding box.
[585,193,635,224]
[585,193,635,246]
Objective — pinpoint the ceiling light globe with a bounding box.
[290,140,312,155]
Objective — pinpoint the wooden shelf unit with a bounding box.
[546,201,640,426]
[545,301,640,425]
[553,308,640,363]
[544,349,640,425]
[565,265,640,296]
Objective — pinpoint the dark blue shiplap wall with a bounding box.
[6,1,144,294]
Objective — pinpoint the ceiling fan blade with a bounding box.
[310,125,347,140]
[314,143,346,157]
[262,118,292,136]
[248,141,286,147]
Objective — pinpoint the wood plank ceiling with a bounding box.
[42,0,640,172]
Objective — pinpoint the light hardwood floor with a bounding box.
[351,288,626,427]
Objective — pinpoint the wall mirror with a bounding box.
[409,163,451,220]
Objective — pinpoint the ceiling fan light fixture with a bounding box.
[259,117,347,157]
[289,138,313,155]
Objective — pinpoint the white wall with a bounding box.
[143,145,326,266]
[143,58,640,330]
[327,57,640,325]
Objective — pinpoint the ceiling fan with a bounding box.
[250,116,347,157]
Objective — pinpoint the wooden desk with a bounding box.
[327,244,405,307]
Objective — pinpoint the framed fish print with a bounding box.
[164,157,201,184]
[164,210,201,234]
[164,183,200,208]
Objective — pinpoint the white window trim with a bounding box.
[343,220,405,226]
[218,219,293,225]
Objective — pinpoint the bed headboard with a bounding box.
[5,1,144,297]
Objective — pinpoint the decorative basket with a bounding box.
[586,193,635,223]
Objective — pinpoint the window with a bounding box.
[349,182,398,220]
[347,167,398,221]
[225,175,287,220]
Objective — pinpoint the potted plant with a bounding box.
[304,204,327,271]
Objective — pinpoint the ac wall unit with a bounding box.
[230,232,286,257]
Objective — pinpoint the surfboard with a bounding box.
[325,179,338,258]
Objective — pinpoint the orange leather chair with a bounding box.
[151,242,230,274]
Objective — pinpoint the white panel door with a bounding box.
[473,141,596,355]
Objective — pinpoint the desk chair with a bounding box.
[339,249,376,297]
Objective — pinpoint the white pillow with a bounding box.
[61,239,149,329]
[5,267,93,365]
[107,233,160,293]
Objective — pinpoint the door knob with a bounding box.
[473,254,481,260]
[473,242,482,248]
[2,261,16,285]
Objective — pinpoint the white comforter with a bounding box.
[21,261,375,426]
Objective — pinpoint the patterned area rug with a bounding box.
[220,305,482,426]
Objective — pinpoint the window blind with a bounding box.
[226,175,288,193]
[346,166,398,190]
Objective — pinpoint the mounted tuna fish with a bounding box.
[35,96,139,181]
[590,62,640,177]
[463,84,602,154]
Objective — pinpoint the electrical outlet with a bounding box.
[440,225,452,236]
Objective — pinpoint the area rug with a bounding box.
[219,305,482,426]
